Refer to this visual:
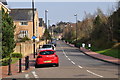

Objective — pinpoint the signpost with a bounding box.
[32,36,37,39]
[32,36,36,58]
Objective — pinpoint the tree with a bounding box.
[2,8,16,58]
[42,29,51,43]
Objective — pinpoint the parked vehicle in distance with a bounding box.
[49,40,57,47]
[41,44,56,50]
[35,49,59,68]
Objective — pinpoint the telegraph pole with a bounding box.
[32,0,35,58]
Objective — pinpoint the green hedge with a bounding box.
[11,53,22,58]
[0,58,9,66]
[74,43,81,48]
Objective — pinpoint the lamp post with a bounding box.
[45,10,48,29]
[74,14,78,43]
[32,0,35,58]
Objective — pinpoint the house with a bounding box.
[38,18,45,39]
[0,0,10,13]
[10,8,44,41]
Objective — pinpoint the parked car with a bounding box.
[35,49,59,68]
[49,41,57,47]
[41,44,56,50]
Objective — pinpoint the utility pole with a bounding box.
[32,0,35,58]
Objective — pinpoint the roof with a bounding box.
[0,0,7,5]
[9,8,37,21]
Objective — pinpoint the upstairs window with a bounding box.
[20,21,28,25]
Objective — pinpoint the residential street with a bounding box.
[4,41,119,79]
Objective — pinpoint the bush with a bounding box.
[0,58,9,66]
[75,43,81,48]
[19,36,30,42]
[11,53,22,58]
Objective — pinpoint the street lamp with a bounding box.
[32,0,35,58]
[74,14,78,43]
[45,10,48,29]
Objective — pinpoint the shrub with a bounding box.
[0,58,9,66]
[19,36,30,42]
[75,43,81,48]
[11,53,22,58]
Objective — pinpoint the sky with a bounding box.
[7,1,117,25]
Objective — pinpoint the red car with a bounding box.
[35,50,59,68]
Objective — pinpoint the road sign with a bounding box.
[32,36,37,39]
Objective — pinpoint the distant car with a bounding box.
[41,44,56,50]
[49,41,57,47]
[35,49,59,68]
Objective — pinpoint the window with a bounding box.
[39,51,54,55]
[19,30,28,38]
[42,45,52,48]
[20,22,28,25]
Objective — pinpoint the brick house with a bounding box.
[0,0,10,13]
[38,18,45,39]
[10,8,44,41]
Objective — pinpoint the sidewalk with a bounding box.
[1,54,36,78]
[67,42,120,65]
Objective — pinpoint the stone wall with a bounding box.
[14,40,46,57]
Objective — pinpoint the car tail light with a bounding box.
[37,56,42,58]
[54,55,58,57]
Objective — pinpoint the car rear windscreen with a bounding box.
[42,45,52,48]
[39,51,54,55]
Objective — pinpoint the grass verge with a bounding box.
[0,58,19,66]
[89,47,120,59]
[96,49,120,59]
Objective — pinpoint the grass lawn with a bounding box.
[11,58,19,64]
[96,49,120,59]
[89,47,120,59]
[1,58,19,66]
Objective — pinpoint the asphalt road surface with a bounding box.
[4,41,119,80]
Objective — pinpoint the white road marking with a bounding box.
[66,56,68,58]
[78,65,83,68]
[71,61,75,64]
[68,58,71,61]
[59,41,104,78]
[87,70,103,78]
[25,74,29,79]
[32,71,39,78]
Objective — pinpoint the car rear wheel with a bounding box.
[55,63,59,67]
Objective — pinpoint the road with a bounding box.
[4,41,119,80]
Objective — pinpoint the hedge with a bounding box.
[11,53,22,58]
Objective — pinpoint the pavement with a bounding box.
[1,54,36,78]
[68,42,120,65]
